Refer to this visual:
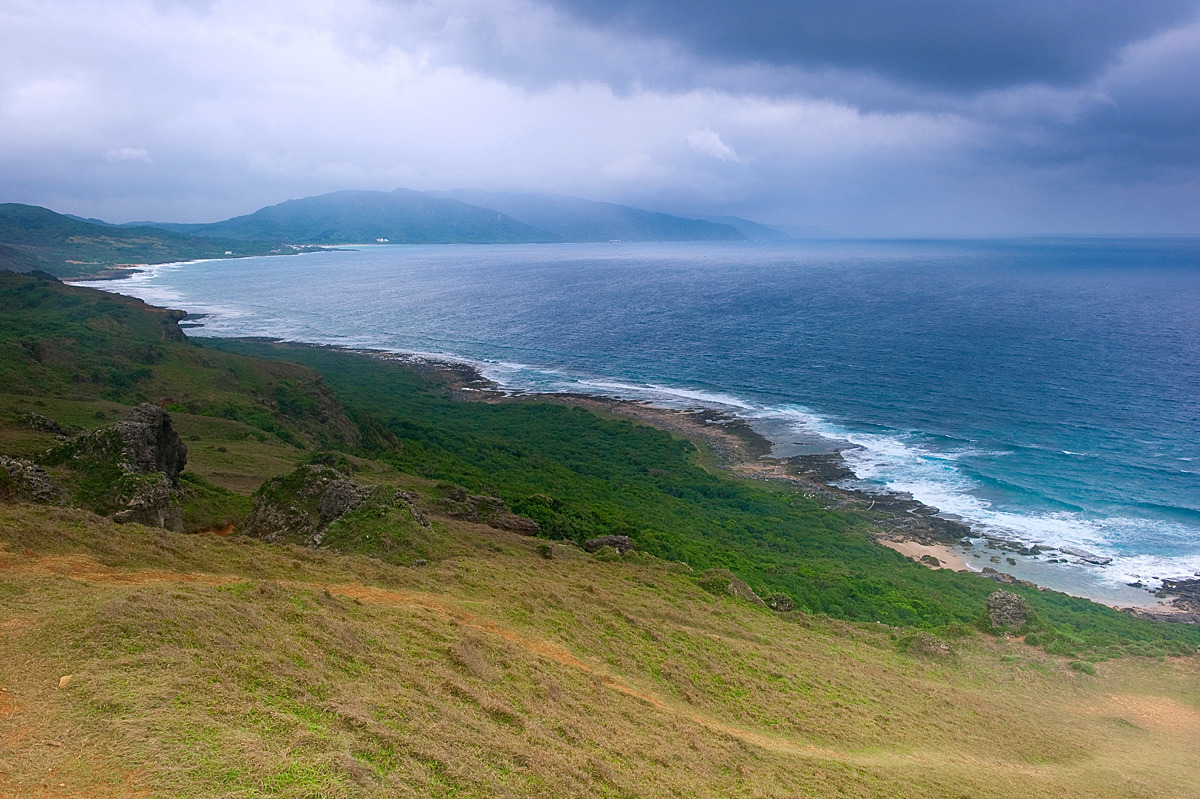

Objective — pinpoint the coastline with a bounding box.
[61,247,337,284]
[366,348,1191,616]
[69,238,1200,618]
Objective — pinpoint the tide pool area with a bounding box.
[77,237,1200,595]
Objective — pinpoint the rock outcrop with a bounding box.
[985,589,1033,633]
[245,465,429,547]
[435,485,540,535]
[979,567,1037,588]
[110,403,188,480]
[112,474,182,529]
[905,631,953,660]
[582,535,633,554]
[19,411,68,437]
[766,593,796,612]
[696,568,766,607]
[1121,606,1200,624]
[1158,578,1200,613]
[46,404,188,531]
[0,455,62,503]
[245,466,374,546]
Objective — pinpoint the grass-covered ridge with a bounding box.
[3,504,1200,798]
[0,203,307,278]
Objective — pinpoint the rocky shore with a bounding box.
[329,348,1197,621]
[391,354,974,540]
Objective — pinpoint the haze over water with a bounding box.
[81,238,1200,592]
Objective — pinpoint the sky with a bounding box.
[1,0,1198,236]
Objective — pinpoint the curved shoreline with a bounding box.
[353,347,1192,617]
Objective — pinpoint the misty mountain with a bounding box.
[695,215,791,241]
[3,191,773,279]
[152,189,747,244]
[151,189,555,245]
[443,190,745,242]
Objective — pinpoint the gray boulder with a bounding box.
[986,589,1034,632]
[696,568,767,607]
[111,403,188,481]
[246,465,376,546]
[43,404,189,530]
[905,631,954,660]
[766,593,796,612]
[583,535,634,554]
[113,474,183,532]
[0,455,62,504]
[436,486,540,535]
[19,412,67,437]
[245,465,430,548]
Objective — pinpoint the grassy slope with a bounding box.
[2,504,1198,798]
[0,270,357,527]
[3,268,1198,653]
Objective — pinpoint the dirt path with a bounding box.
[1095,693,1200,738]
[0,552,236,587]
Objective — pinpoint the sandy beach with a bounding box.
[874,538,975,571]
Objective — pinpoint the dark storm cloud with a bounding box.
[1,0,1198,234]
[548,0,1198,91]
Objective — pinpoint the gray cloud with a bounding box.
[547,0,1199,92]
[0,0,1197,235]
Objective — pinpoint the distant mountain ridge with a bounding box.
[152,189,555,245]
[2,190,792,277]
[696,215,793,241]
[150,188,751,245]
[441,190,752,242]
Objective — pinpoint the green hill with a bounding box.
[0,203,292,278]
[3,191,752,279]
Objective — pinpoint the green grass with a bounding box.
[0,271,356,451]
[2,503,1199,798]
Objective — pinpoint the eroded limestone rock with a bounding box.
[246,465,430,548]
[986,589,1033,632]
[0,455,62,504]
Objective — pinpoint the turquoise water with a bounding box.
[79,238,1200,590]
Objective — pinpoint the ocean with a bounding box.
[77,238,1200,598]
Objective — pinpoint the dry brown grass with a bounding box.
[2,502,1199,798]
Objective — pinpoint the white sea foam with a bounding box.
[735,402,1200,587]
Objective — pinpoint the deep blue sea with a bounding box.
[79,239,1200,594]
